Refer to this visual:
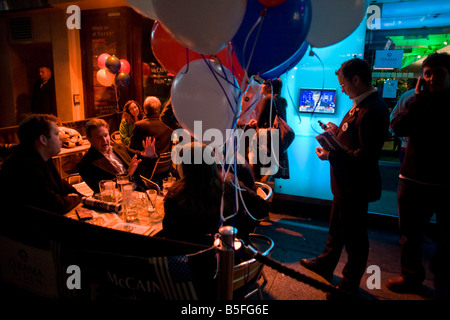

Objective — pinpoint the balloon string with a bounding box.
[182,48,190,74]
[201,56,239,116]
[309,49,326,134]
[242,9,266,77]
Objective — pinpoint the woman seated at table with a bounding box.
[119,100,144,146]
[161,142,269,245]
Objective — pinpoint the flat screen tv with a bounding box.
[299,88,336,114]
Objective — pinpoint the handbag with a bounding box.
[273,115,295,153]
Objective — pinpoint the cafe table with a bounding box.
[65,190,165,237]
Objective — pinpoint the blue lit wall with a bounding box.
[274,19,367,201]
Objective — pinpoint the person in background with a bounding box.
[388,52,450,298]
[249,78,289,183]
[78,118,157,193]
[129,96,173,184]
[0,114,81,214]
[301,58,389,297]
[129,96,173,154]
[119,100,144,146]
[389,87,415,163]
[161,142,269,245]
[31,65,57,116]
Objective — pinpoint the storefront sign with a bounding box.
[374,50,404,69]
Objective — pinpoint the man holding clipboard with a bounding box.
[301,58,389,298]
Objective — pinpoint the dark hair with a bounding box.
[336,58,372,85]
[18,114,57,146]
[422,52,450,73]
[85,118,109,139]
[122,100,143,124]
[264,78,283,95]
[169,143,222,223]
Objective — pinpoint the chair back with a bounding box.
[255,182,273,201]
[152,152,172,176]
[233,233,274,299]
[140,175,162,195]
[110,131,121,144]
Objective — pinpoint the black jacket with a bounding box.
[78,143,157,193]
[329,91,389,202]
[0,145,81,214]
[129,115,173,154]
[391,89,450,185]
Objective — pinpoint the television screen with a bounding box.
[299,89,336,114]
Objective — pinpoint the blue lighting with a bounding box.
[275,19,367,201]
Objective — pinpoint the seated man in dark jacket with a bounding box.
[78,118,158,193]
[0,114,81,214]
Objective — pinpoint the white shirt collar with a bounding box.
[353,87,377,107]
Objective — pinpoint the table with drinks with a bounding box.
[65,175,175,237]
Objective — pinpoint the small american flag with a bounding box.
[149,255,198,300]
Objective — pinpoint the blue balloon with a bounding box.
[260,41,310,79]
[105,55,121,74]
[115,72,131,88]
[232,0,311,76]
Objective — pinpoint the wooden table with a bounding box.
[65,192,165,237]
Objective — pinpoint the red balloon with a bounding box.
[119,59,131,74]
[151,21,245,81]
[258,0,287,7]
[97,53,110,69]
[142,62,151,76]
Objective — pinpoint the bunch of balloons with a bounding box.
[96,53,131,88]
[126,0,367,141]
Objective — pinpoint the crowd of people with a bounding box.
[0,53,449,299]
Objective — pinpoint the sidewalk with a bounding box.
[253,198,439,300]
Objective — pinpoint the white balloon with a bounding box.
[306,0,366,48]
[171,59,240,145]
[126,0,158,20]
[152,0,247,55]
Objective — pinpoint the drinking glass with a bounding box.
[99,180,116,203]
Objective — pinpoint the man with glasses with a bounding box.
[300,58,389,297]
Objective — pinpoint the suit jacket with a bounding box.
[328,91,389,202]
[31,77,57,116]
[129,115,173,154]
[0,145,81,214]
[78,143,157,193]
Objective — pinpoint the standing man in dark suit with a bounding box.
[31,66,57,116]
[78,118,157,193]
[300,58,389,297]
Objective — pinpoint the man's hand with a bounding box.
[415,76,425,95]
[128,154,142,177]
[316,146,329,161]
[248,119,257,127]
[141,137,157,158]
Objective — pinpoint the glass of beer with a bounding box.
[99,180,116,203]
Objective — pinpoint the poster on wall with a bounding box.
[374,50,404,69]
[91,24,120,115]
[382,80,398,98]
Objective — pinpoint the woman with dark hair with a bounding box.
[253,78,290,183]
[161,142,269,245]
[119,100,144,145]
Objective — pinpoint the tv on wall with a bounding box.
[298,89,336,114]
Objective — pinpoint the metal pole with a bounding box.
[216,226,237,300]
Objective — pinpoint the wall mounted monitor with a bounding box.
[299,88,336,114]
